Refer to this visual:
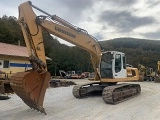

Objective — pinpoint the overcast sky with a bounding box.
[0,0,160,45]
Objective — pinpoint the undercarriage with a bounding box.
[72,82,141,104]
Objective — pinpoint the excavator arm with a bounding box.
[10,1,102,114]
[19,1,102,80]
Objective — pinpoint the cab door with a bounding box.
[114,53,126,78]
[100,52,113,79]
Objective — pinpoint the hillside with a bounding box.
[99,38,160,69]
[100,38,160,51]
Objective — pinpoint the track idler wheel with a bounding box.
[10,70,51,114]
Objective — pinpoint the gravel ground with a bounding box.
[0,80,160,120]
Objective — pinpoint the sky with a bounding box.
[0,0,160,46]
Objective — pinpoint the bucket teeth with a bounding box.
[10,71,51,115]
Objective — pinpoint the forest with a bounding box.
[100,38,160,70]
[0,15,160,76]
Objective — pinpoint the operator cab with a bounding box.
[100,51,127,79]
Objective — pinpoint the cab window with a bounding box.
[115,54,121,73]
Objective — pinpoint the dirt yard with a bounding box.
[0,79,160,120]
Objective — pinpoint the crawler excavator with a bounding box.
[10,1,141,114]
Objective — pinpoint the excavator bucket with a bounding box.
[10,70,51,114]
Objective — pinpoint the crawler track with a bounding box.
[102,83,141,104]
[73,83,141,104]
[72,82,105,98]
[72,85,82,98]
